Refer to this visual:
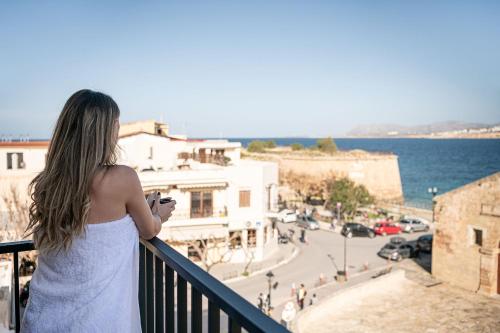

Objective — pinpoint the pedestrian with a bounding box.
[319,273,326,285]
[309,293,318,306]
[257,293,264,312]
[280,301,296,329]
[298,284,307,310]
[300,229,306,243]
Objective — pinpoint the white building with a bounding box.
[0,121,280,264]
[118,122,279,263]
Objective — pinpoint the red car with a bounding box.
[373,222,401,236]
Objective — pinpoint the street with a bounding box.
[226,222,431,314]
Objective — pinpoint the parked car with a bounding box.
[296,215,320,230]
[341,223,375,238]
[399,219,430,233]
[378,241,415,261]
[277,209,297,223]
[416,234,433,253]
[372,222,401,236]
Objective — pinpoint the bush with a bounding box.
[247,140,276,153]
[327,178,374,217]
[247,141,266,153]
[316,137,337,154]
[290,143,304,151]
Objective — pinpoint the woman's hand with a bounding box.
[149,192,176,223]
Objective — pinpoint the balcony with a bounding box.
[1,239,289,333]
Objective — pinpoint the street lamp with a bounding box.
[428,187,438,223]
[338,226,350,282]
[266,271,274,313]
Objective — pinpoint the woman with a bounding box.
[21,89,175,332]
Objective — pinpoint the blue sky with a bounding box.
[1,1,499,138]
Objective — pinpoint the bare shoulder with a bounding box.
[105,165,139,188]
[107,165,138,179]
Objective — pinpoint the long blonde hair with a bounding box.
[26,89,120,252]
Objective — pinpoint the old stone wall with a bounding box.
[432,172,500,296]
[245,151,404,203]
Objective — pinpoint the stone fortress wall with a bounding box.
[245,149,404,204]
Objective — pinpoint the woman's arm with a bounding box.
[118,166,174,239]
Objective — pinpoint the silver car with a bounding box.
[378,242,415,261]
[399,219,430,233]
[296,215,320,230]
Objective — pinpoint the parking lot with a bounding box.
[228,219,433,318]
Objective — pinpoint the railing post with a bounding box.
[155,257,164,333]
[13,252,20,333]
[146,249,154,333]
[228,317,242,333]
[139,243,146,332]
[208,300,220,333]
[177,276,187,333]
[191,288,202,333]
[165,265,175,333]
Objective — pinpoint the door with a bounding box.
[199,149,207,163]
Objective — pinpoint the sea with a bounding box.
[225,138,500,209]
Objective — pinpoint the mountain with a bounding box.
[346,121,497,137]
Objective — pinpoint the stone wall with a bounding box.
[244,150,404,203]
[432,172,500,296]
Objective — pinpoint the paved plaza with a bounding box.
[296,260,500,333]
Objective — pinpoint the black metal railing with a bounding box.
[0,240,35,333]
[1,239,289,333]
[140,237,289,332]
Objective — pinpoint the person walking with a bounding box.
[21,90,176,332]
[298,284,307,310]
[257,293,264,312]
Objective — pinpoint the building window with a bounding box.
[239,190,251,208]
[247,229,257,248]
[473,228,483,247]
[190,191,213,218]
[149,147,153,159]
[229,231,242,249]
[7,152,25,170]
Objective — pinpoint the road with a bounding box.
[226,222,431,311]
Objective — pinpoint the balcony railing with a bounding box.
[1,239,289,333]
[169,207,228,221]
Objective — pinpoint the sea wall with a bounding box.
[245,150,404,203]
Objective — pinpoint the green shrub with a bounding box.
[316,137,337,154]
[327,178,374,217]
[290,143,304,151]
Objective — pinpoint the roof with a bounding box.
[435,171,500,202]
[0,141,50,148]
[118,131,204,142]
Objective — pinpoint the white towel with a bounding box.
[21,214,141,333]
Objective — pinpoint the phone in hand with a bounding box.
[159,197,173,204]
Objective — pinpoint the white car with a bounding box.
[277,209,297,223]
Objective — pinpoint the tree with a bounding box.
[315,137,337,154]
[182,233,241,273]
[1,185,30,242]
[290,143,304,151]
[326,178,374,218]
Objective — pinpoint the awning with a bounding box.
[176,182,228,189]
